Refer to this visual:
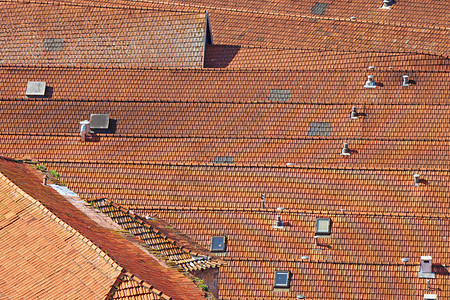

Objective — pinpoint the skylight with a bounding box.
[315,218,331,236]
[274,271,290,288]
[26,81,46,97]
[211,236,226,252]
[90,114,110,129]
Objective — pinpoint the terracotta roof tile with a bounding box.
[0,158,208,300]
[0,2,207,68]
[0,67,448,103]
[0,159,122,299]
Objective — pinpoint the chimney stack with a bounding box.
[364,75,376,88]
[340,143,350,156]
[350,106,358,119]
[402,75,410,86]
[275,215,283,227]
[79,120,90,142]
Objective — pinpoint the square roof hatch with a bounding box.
[315,218,331,237]
[211,236,226,252]
[90,114,110,129]
[26,81,46,96]
[274,271,290,288]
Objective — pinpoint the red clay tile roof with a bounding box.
[108,272,172,300]
[92,198,224,271]
[0,158,208,300]
[204,45,450,71]
[1,67,449,103]
[68,0,450,57]
[0,2,207,68]
[1,0,450,298]
[0,158,122,299]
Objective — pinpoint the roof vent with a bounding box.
[90,114,110,129]
[380,0,395,9]
[301,256,309,260]
[261,194,266,208]
[402,75,410,86]
[364,75,376,88]
[414,174,420,187]
[350,16,357,21]
[418,256,435,279]
[368,66,375,70]
[272,215,284,229]
[79,120,90,142]
[350,106,358,119]
[401,257,409,263]
[297,296,306,300]
[424,295,437,300]
[340,143,350,156]
[26,81,46,97]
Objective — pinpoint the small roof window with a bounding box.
[274,270,290,288]
[315,218,331,236]
[90,114,110,129]
[26,81,46,97]
[211,236,226,252]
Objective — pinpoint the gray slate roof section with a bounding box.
[308,122,332,136]
[213,157,235,164]
[311,3,329,15]
[43,38,64,51]
[269,89,291,101]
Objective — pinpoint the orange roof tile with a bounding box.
[0,159,122,299]
[0,67,449,103]
[0,158,208,300]
[0,2,207,68]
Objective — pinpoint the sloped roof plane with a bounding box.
[0,2,207,68]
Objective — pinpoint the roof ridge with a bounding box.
[0,163,123,272]
[2,0,205,15]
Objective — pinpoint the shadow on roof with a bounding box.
[204,44,241,68]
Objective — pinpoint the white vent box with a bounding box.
[424,294,437,300]
[26,81,46,96]
[90,114,110,129]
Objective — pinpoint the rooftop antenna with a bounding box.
[402,75,410,86]
[350,106,358,119]
[340,143,351,156]
[261,194,266,208]
[364,75,376,88]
